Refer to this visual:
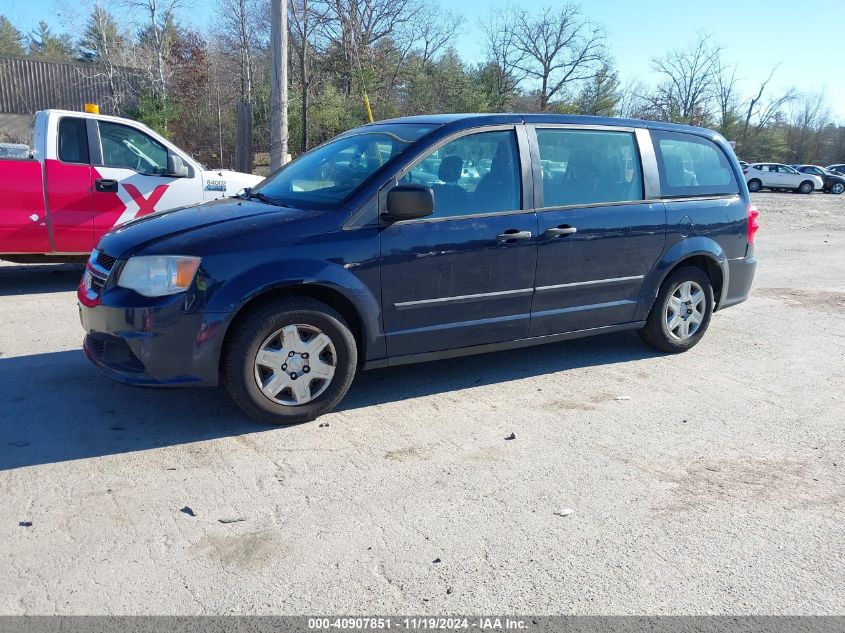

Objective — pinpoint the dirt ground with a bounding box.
[0,191,842,615]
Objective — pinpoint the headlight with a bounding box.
[117,255,201,297]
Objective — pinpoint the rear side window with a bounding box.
[653,131,739,197]
[535,128,643,207]
[58,117,89,164]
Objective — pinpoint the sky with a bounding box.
[3,0,843,124]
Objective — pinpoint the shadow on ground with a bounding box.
[0,331,659,471]
[0,263,85,297]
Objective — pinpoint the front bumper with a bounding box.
[79,288,231,387]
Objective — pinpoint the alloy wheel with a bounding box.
[665,281,706,341]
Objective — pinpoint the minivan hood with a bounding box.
[97,197,313,257]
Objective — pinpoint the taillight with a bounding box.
[742,169,748,175]
[747,204,760,243]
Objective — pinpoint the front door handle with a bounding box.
[545,225,577,237]
[95,178,118,193]
[496,229,532,242]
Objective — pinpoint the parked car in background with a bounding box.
[738,160,748,169]
[794,165,845,194]
[744,162,823,193]
[0,109,262,262]
[0,142,29,159]
[79,113,758,424]
[826,164,845,176]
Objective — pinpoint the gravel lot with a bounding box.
[0,191,843,615]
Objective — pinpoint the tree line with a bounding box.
[1,2,843,170]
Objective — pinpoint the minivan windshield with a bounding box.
[252,123,437,209]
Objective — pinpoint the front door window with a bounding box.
[404,130,521,217]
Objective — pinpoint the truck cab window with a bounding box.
[58,118,89,164]
[99,121,168,175]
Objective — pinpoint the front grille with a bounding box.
[95,251,117,270]
[83,249,117,301]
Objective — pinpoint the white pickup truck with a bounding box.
[0,109,262,261]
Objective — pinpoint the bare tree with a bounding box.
[479,7,526,110]
[415,2,464,68]
[124,0,187,97]
[714,58,740,136]
[508,4,606,111]
[650,32,721,123]
[616,77,650,119]
[79,1,136,112]
[787,91,830,163]
[290,0,331,151]
[740,65,796,153]
[214,0,263,104]
[322,0,422,95]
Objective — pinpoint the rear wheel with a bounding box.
[799,180,814,194]
[831,183,844,195]
[747,179,762,192]
[639,266,714,354]
[222,298,357,424]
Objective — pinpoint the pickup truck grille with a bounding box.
[82,249,116,302]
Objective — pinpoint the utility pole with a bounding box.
[270,0,288,170]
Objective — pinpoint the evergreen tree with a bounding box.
[28,21,74,60]
[0,15,26,56]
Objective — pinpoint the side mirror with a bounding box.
[167,152,189,178]
[383,184,434,222]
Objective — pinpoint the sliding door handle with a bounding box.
[496,229,532,242]
[545,225,577,237]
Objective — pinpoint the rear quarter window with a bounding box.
[652,131,739,198]
[58,117,90,164]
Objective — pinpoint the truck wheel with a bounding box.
[831,183,844,195]
[638,266,714,354]
[222,297,357,424]
[798,180,814,194]
[747,179,762,192]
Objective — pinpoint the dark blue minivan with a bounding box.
[78,114,759,423]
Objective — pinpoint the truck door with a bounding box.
[44,116,94,252]
[91,120,201,238]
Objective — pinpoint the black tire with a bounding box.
[638,266,715,354]
[222,297,357,424]
[747,179,762,192]
[798,180,814,194]
[831,182,844,195]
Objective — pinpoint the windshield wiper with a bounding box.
[241,189,287,206]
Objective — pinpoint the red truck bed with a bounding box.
[0,159,50,254]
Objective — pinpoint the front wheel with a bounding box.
[831,183,844,195]
[798,180,814,194]
[638,266,714,354]
[222,297,358,424]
